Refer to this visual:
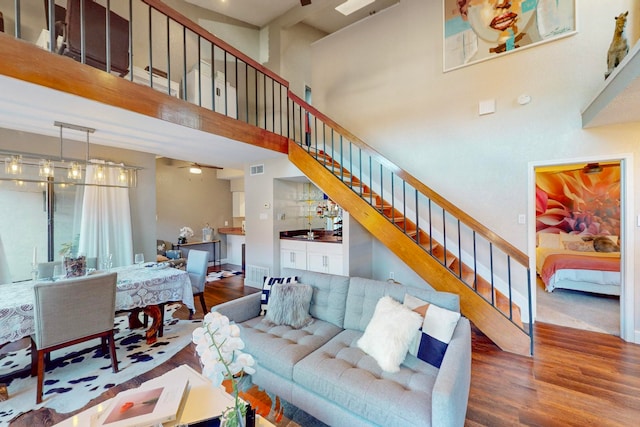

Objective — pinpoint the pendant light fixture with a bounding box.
[4,155,22,174]
[39,159,55,178]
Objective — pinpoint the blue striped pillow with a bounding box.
[261,276,298,315]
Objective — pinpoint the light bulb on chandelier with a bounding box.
[4,155,22,175]
[67,161,82,180]
[39,159,55,178]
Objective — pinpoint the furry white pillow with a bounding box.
[357,296,423,373]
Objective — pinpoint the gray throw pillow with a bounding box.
[265,282,313,328]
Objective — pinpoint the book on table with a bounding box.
[94,376,189,427]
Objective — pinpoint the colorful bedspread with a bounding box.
[540,253,620,284]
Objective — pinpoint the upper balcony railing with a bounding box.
[3,0,289,137]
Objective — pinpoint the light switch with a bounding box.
[518,214,526,224]
[479,99,496,116]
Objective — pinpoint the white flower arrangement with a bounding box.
[179,226,194,238]
[192,312,256,427]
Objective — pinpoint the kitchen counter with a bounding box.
[218,227,244,235]
[279,229,342,243]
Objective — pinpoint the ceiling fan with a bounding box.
[179,163,222,174]
[546,162,620,175]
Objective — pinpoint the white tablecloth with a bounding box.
[0,264,193,346]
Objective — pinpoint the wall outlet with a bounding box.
[224,220,229,226]
[389,272,394,280]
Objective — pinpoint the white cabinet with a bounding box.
[280,240,307,270]
[125,66,180,97]
[280,239,344,274]
[232,192,245,217]
[186,61,237,118]
[226,234,245,266]
[307,242,344,275]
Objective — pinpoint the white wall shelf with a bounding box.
[582,40,640,128]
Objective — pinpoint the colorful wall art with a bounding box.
[536,164,620,237]
[443,0,576,71]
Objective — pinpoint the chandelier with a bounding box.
[0,122,139,188]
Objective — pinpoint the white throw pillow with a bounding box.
[403,294,461,368]
[357,296,423,373]
[537,233,563,249]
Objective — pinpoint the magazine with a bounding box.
[95,377,189,427]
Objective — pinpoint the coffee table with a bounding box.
[53,364,274,427]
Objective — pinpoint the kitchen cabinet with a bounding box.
[232,192,245,217]
[280,239,344,274]
[307,242,344,274]
[226,234,245,266]
[280,240,307,270]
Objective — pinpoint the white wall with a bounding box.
[310,0,640,340]
[156,158,232,259]
[244,154,300,282]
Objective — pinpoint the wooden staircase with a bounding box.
[289,141,531,356]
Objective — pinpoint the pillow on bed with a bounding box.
[538,233,562,249]
[593,236,620,253]
[562,240,595,252]
[559,232,584,243]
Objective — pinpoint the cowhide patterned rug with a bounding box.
[0,304,199,425]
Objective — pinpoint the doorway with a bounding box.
[531,158,626,337]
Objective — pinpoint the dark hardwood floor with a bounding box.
[7,265,640,426]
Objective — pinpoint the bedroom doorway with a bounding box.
[532,159,622,336]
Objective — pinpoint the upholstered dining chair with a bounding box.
[30,272,119,404]
[37,260,61,280]
[186,249,209,319]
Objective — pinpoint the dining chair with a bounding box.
[186,249,209,319]
[30,272,119,404]
[37,260,61,280]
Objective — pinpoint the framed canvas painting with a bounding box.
[443,0,576,71]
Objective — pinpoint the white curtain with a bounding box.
[78,162,133,268]
[0,232,11,283]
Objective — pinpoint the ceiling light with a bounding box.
[118,167,129,184]
[5,155,22,174]
[94,165,106,182]
[583,163,603,174]
[189,166,202,174]
[39,159,55,178]
[335,0,374,16]
[68,161,83,180]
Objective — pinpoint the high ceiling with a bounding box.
[184,0,400,34]
[0,0,400,171]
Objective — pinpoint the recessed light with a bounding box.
[335,0,375,16]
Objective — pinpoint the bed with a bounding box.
[536,233,621,296]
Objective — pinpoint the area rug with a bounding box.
[0,304,200,425]
[206,270,242,282]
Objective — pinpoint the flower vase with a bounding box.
[178,237,187,244]
[63,255,86,277]
[221,407,246,427]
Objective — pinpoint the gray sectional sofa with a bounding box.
[213,268,471,427]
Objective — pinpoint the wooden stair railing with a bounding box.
[289,141,532,356]
[302,146,522,325]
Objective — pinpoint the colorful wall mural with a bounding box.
[536,165,620,237]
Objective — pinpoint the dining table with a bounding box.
[0,263,194,348]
